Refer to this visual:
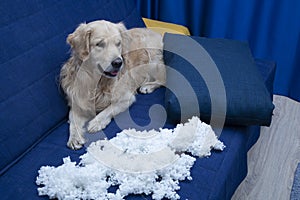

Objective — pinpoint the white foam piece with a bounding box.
[36,116,225,200]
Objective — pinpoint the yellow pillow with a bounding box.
[142,18,190,36]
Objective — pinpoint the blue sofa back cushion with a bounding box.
[0,0,145,173]
[163,33,275,126]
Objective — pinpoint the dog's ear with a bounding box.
[67,23,92,61]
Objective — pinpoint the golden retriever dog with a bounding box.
[60,20,165,149]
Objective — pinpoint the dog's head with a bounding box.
[67,20,127,78]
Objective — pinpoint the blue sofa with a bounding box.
[0,0,275,199]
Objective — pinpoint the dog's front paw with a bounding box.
[67,135,85,150]
[87,117,111,133]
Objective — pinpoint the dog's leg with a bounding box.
[87,92,136,133]
[139,81,164,94]
[67,109,89,149]
[139,63,166,94]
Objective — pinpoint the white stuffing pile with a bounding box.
[36,116,225,200]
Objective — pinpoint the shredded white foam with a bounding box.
[36,116,225,200]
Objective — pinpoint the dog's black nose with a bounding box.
[111,57,123,68]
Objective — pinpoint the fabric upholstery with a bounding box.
[163,33,275,126]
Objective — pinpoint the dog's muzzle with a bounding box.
[103,57,123,78]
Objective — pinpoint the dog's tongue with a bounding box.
[111,70,118,76]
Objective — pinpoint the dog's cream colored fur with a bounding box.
[60,20,165,149]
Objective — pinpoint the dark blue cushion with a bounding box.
[254,59,276,100]
[0,0,145,174]
[163,33,275,126]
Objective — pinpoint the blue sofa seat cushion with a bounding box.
[0,58,275,199]
[0,89,260,200]
[163,33,275,126]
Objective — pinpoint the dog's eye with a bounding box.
[96,40,105,48]
[116,41,121,47]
